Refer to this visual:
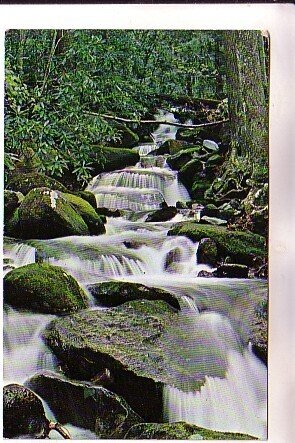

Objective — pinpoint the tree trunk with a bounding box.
[223,30,268,169]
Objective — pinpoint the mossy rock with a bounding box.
[73,190,97,209]
[4,384,50,439]
[166,146,202,171]
[124,422,257,440]
[157,139,187,155]
[7,172,67,195]
[176,127,203,143]
[6,187,90,239]
[190,179,212,203]
[110,122,140,149]
[90,146,140,175]
[62,193,106,235]
[197,238,218,266]
[26,371,142,438]
[87,281,180,309]
[4,263,88,314]
[43,299,178,421]
[179,159,204,188]
[4,190,23,224]
[145,206,177,223]
[168,222,266,265]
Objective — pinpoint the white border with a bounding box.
[1,4,295,443]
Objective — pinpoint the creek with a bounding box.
[3,110,267,439]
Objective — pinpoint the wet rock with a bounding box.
[62,192,106,235]
[26,371,142,438]
[179,159,204,188]
[168,222,266,266]
[87,281,180,310]
[96,207,122,217]
[4,384,50,439]
[214,264,249,278]
[4,263,88,314]
[157,139,187,155]
[124,422,257,440]
[206,153,223,167]
[89,146,139,175]
[43,300,178,421]
[109,122,139,149]
[249,298,268,364]
[201,204,220,218]
[197,238,218,266]
[203,139,219,152]
[7,172,67,195]
[200,215,227,226]
[166,146,202,171]
[74,190,97,209]
[146,206,177,223]
[197,270,214,278]
[6,187,90,239]
[4,190,23,224]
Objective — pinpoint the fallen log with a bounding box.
[85,111,229,129]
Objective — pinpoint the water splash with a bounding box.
[3,241,36,275]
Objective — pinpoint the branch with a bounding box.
[85,111,229,129]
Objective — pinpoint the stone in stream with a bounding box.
[214,264,249,279]
[145,206,177,223]
[87,281,180,310]
[124,422,257,440]
[4,190,24,224]
[197,238,218,266]
[4,263,88,314]
[3,384,70,439]
[5,187,105,239]
[89,146,140,175]
[26,370,142,439]
[43,300,178,422]
[156,139,187,155]
[200,215,228,226]
[168,222,266,266]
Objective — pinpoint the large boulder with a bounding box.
[3,384,50,439]
[109,122,140,149]
[43,300,177,421]
[6,172,67,195]
[125,422,257,440]
[87,281,180,310]
[168,222,266,266]
[4,263,88,314]
[166,146,202,171]
[90,146,140,175]
[26,371,142,438]
[178,159,204,189]
[157,139,187,155]
[62,192,105,235]
[214,264,249,278]
[6,187,91,239]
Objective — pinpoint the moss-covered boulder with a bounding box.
[7,172,67,195]
[197,238,218,266]
[87,281,180,310]
[43,300,177,421]
[26,371,142,438]
[90,146,140,175]
[74,190,97,209]
[6,187,90,239]
[190,178,212,203]
[4,263,88,314]
[157,139,187,155]
[110,122,140,149]
[179,159,204,189]
[166,146,202,171]
[62,193,105,235]
[125,422,257,440]
[146,206,177,223]
[3,384,50,439]
[4,190,23,224]
[168,222,266,266]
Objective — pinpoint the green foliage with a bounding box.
[5,30,222,184]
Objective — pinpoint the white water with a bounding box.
[3,109,267,440]
[4,307,56,384]
[3,242,36,275]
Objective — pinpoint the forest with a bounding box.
[4,30,268,440]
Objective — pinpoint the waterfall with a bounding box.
[162,297,267,440]
[4,241,36,275]
[3,307,56,384]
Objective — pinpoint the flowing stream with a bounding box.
[3,110,267,439]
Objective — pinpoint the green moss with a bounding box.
[88,281,180,309]
[7,172,67,195]
[6,187,89,239]
[168,222,266,265]
[125,422,257,440]
[166,146,202,171]
[73,191,97,209]
[4,190,22,223]
[63,193,105,235]
[90,146,140,175]
[4,263,88,314]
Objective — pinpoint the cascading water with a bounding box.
[3,109,267,440]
